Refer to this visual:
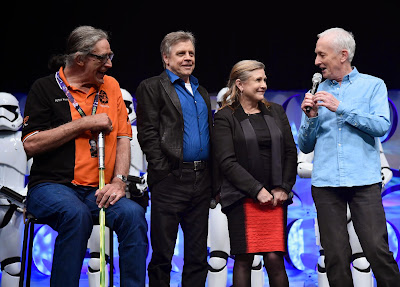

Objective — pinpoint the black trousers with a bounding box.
[148,168,211,287]
[312,184,400,287]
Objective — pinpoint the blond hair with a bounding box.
[221,60,269,109]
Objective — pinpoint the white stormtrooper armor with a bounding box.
[0,92,28,286]
[120,89,148,195]
[297,141,392,287]
[86,88,148,287]
[379,142,393,189]
[207,88,264,287]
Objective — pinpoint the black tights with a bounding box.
[233,252,289,287]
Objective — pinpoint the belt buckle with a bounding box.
[193,160,201,171]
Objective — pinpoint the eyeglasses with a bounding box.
[88,52,114,63]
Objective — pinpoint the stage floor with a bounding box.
[11,269,329,287]
[10,264,378,287]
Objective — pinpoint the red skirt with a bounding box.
[226,198,286,255]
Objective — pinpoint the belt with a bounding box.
[182,160,208,171]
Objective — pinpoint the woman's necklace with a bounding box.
[243,107,260,116]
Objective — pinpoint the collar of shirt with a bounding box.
[59,67,98,98]
[166,69,199,92]
[328,66,359,86]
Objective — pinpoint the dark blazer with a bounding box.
[136,70,213,187]
[213,101,297,211]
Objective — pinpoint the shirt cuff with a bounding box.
[303,116,318,130]
[22,131,39,143]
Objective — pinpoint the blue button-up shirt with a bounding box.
[166,69,210,161]
[298,67,390,187]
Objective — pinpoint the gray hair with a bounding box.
[65,26,109,66]
[318,27,356,63]
[48,26,109,71]
[160,31,195,68]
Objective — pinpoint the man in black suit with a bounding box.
[136,31,213,287]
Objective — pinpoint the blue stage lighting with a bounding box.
[32,225,57,276]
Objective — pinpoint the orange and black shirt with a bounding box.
[22,67,132,189]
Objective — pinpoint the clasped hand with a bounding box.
[86,113,113,134]
[257,187,288,207]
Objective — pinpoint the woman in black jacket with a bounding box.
[213,60,297,287]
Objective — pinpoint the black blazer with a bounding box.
[136,70,213,187]
[213,101,297,211]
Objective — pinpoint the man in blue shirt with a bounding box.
[298,28,400,286]
[136,31,212,287]
[165,69,210,162]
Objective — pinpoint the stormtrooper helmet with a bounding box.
[121,88,136,124]
[0,92,23,131]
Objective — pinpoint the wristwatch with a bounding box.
[115,174,127,183]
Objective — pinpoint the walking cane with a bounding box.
[98,132,106,287]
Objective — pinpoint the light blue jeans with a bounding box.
[27,182,148,287]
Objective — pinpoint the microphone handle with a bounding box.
[310,82,318,95]
[305,82,319,113]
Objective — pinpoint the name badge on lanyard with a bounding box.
[55,71,100,157]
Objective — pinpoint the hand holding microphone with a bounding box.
[305,73,322,113]
[302,72,340,115]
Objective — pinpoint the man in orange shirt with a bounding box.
[22,26,147,287]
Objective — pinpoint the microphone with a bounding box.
[305,73,322,113]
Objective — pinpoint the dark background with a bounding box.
[2,4,399,95]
